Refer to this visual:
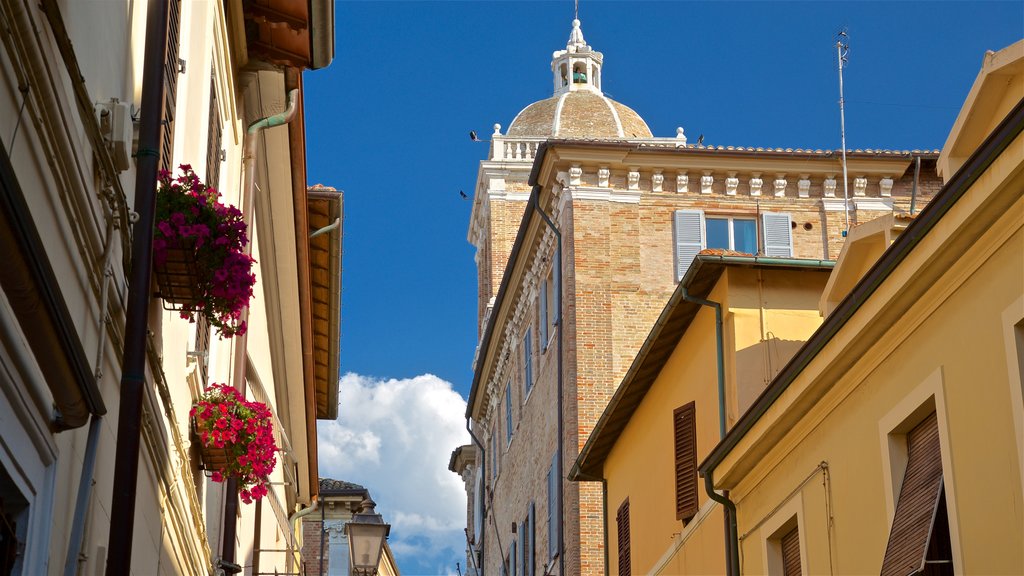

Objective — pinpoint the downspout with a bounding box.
[222,87,300,573]
[319,497,326,576]
[532,192,564,576]
[571,471,608,576]
[466,419,487,571]
[910,155,921,215]
[105,0,169,571]
[289,497,320,569]
[65,214,116,576]
[680,287,739,576]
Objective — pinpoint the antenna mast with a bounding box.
[836,30,851,235]
[574,0,579,21]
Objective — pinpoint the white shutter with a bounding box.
[473,466,483,545]
[673,210,705,281]
[762,212,793,257]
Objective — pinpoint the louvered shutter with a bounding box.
[539,283,548,349]
[880,412,946,576]
[673,210,705,281]
[194,316,210,386]
[762,213,793,257]
[518,519,525,576]
[472,466,483,545]
[205,77,222,188]
[616,499,631,576]
[160,0,182,172]
[523,329,533,393]
[780,525,801,576]
[674,402,698,522]
[528,502,536,576]
[510,538,517,576]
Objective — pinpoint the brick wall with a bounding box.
[300,519,328,576]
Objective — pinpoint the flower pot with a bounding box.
[192,420,231,472]
[155,237,203,307]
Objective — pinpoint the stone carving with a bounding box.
[652,171,664,192]
[798,177,811,198]
[493,123,502,136]
[749,174,763,196]
[598,167,610,188]
[774,176,787,197]
[879,177,894,197]
[823,177,837,197]
[676,127,687,145]
[725,174,739,196]
[627,170,640,190]
[676,172,689,193]
[701,173,714,195]
[569,165,582,186]
[854,177,867,196]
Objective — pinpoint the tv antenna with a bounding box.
[836,29,851,235]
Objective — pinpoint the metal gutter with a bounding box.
[698,95,1024,484]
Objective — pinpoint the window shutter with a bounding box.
[524,329,533,393]
[780,525,801,576]
[472,466,483,545]
[539,284,548,349]
[528,502,536,576]
[674,402,698,522]
[880,412,946,576]
[193,316,211,386]
[761,213,793,257]
[616,499,631,576]
[505,383,513,445]
[673,210,705,281]
[160,0,182,172]
[518,519,525,576]
[205,77,222,188]
[510,539,517,576]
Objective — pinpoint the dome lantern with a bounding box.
[552,19,603,96]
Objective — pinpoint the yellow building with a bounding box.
[0,0,338,574]
[698,39,1024,576]
[570,254,834,575]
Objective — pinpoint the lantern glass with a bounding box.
[345,514,388,575]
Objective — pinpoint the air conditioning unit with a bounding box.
[94,100,134,172]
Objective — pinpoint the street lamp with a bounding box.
[345,497,390,576]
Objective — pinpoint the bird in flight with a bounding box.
[460,190,469,199]
[470,130,481,142]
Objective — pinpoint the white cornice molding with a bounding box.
[821,198,850,212]
[852,197,894,211]
[569,186,641,203]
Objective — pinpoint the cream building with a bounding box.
[0,0,338,574]
[699,39,1024,576]
[456,17,941,576]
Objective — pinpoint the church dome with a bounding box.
[504,18,652,140]
[507,91,652,139]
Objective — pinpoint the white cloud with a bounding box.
[318,373,470,575]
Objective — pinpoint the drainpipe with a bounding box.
[289,497,319,570]
[531,193,563,576]
[466,419,486,571]
[65,214,116,576]
[680,287,739,576]
[220,87,300,573]
[105,0,169,572]
[910,155,921,215]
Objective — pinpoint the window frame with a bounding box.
[705,215,758,253]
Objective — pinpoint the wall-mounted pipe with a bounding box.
[703,472,739,576]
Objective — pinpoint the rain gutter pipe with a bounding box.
[679,286,739,576]
[223,86,300,572]
[105,0,168,571]
[64,215,116,576]
[466,419,487,570]
[289,497,319,569]
[531,189,564,576]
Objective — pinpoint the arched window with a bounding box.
[573,63,587,84]
[560,64,568,87]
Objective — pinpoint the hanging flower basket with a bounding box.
[154,165,255,338]
[191,383,278,503]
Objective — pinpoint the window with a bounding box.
[616,499,631,576]
[539,281,549,349]
[547,267,558,340]
[523,329,534,396]
[517,518,525,576]
[706,217,757,254]
[766,516,802,576]
[160,0,183,172]
[880,411,952,576]
[673,210,793,280]
[547,453,559,560]
[205,76,222,189]
[509,537,517,576]
[505,383,513,447]
[674,402,698,522]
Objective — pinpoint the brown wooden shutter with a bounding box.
[194,315,210,386]
[780,525,801,576]
[616,498,631,576]
[880,411,946,576]
[674,401,698,522]
[160,0,182,172]
[205,77,222,188]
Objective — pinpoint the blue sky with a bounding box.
[304,2,1022,574]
